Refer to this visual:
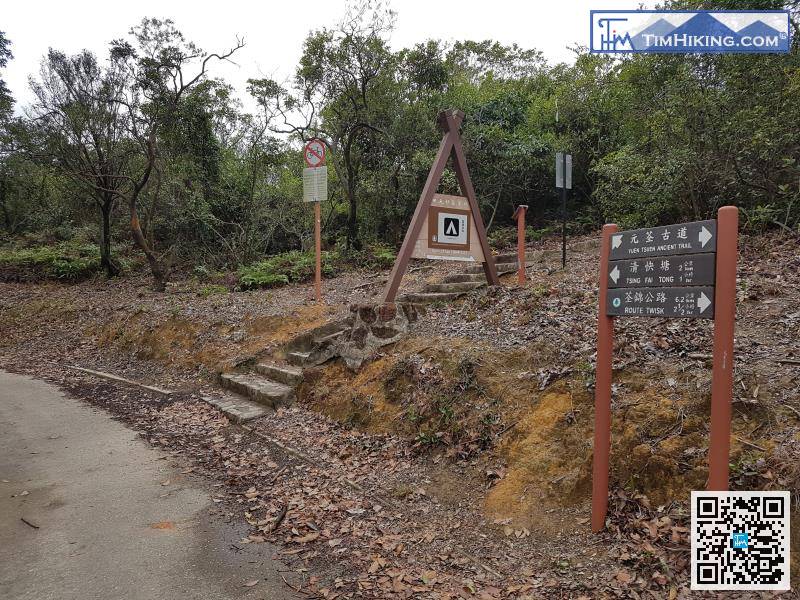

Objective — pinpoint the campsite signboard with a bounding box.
[410,194,485,262]
[381,110,498,302]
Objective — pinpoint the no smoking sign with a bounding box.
[304,139,326,168]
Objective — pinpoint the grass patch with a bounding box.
[0,242,102,281]
[237,250,336,290]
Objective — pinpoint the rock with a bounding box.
[338,302,419,369]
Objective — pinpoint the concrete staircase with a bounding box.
[205,318,352,423]
[398,251,538,305]
[204,250,539,420]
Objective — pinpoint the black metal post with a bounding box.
[561,152,567,269]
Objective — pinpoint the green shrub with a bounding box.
[237,250,336,290]
[527,225,554,241]
[0,242,102,281]
[331,240,397,271]
[488,226,516,250]
[369,243,397,269]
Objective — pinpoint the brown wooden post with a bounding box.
[592,223,617,532]
[314,201,322,303]
[381,130,455,303]
[512,205,528,285]
[707,206,738,490]
[450,137,500,286]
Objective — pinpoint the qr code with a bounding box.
[691,491,791,590]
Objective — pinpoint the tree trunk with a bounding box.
[99,198,121,277]
[0,177,10,232]
[130,202,167,291]
[344,154,361,251]
[346,181,360,251]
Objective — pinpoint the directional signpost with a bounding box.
[303,138,327,303]
[609,220,716,258]
[607,253,717,288]
[591,207,739,532]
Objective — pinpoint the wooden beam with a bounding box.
[381,129,455,303]
[450,132,499,286]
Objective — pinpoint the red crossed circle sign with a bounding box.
[304,138,326,168]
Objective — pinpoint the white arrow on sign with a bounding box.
[697,292,711,313]
[699,226,713,247]
[609,265,620,284]
[611,234,623,249]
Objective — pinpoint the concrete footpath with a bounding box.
[0,370,298,600]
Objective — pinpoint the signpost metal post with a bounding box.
[556,152,572,269]
[591,207,738,531]
[513,205,528,285]
[303,138,327,303]
[314,202,322,302]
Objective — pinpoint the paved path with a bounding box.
[0,371,298,600]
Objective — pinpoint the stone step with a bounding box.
[303,330,346,367]
[441,272,486,284]
[287,351,311,366]
[254,362,303,386]
[220,373,294,407]
[286,319,352,353]
[398,291,463,304]
[465,262,520,274]
[493,250,539,263]
[315,330,346,345]
[423,281,484,294]
[202,393,270,423]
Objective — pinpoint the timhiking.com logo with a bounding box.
[590,11,791,54]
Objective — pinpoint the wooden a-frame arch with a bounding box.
[381,109,500,303]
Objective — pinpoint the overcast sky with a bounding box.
[3,0,648,112]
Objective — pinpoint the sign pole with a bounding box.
[314,202,322,303]
[303,138,327,304]
[561,153,568,269]
[592,223,617,532]
[707,206,738,490]
[513,205,528,285]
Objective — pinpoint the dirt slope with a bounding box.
[0,230,798,597]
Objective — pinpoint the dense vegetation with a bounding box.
[0,0,798,288]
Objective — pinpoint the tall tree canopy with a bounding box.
[1,0,799,287]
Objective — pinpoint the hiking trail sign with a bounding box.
[411,194,485,262]
[592,207,739,532]
[382,109,498,302]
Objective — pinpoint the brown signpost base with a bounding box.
[591,207,738,532]
[708,207,738,490]
[592,223,617,533]
[381,110,499,303]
